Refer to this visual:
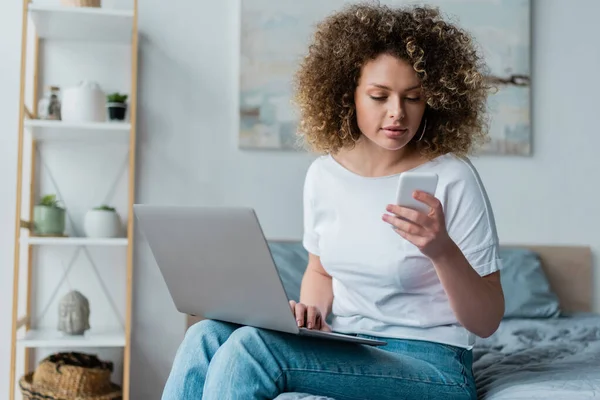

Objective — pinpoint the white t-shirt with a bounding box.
[302,153,502,349]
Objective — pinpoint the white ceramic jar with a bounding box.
[62,81,106,122]
[84,209,122,238]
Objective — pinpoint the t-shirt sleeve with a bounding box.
[442,162,503,277]
[302,161,320,256]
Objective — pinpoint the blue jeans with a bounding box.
[162,320,477,400]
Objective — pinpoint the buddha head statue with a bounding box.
[57,290,90,335]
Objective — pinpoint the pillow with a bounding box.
[498,247,561,318]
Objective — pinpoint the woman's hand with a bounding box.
[289,300,331,331]
[382,190,454,261]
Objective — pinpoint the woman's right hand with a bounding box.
[289,300,332,332]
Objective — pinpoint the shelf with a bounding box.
[28,4,134,43]
[24,119,131,143]
[22,236,128,246]
[17,328,125,348]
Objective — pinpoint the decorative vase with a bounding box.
[84,209,121,238]
[37,86,62,120]
[107,102,127,121]
[61,81,106,123]
[57,290,90,336]
[33,206,65,236]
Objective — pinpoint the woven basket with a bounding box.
[60,0,101,7]
[19,352,122,400]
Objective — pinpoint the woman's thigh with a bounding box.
[217,326,476,400]
[282,335,474,400]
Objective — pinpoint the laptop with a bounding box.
[133,205,386,347]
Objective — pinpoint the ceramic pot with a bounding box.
[107,103,127,121]
[33,206,65,236]
[62,81,106,122]
[84,210,121,238]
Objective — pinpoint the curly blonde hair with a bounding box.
[293,3,491,157]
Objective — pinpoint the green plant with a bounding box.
[93,204,116,212]
[106,92,128,104]
[38,194,63,209]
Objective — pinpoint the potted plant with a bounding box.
[84,205,122,238]
[106,92,128,121]
[33,194,66,236]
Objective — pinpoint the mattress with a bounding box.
[274,314,600,400]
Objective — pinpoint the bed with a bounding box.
[186,243,599,399]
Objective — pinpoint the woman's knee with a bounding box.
[187,319,226,335]
[189,318,237,335]
[220,326,282,356]
[207,327,282,382]
[227,326,263,343]
[181,319,236,349]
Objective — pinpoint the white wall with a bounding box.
[0,0,22,395]
[130,2,316,396]
[1,0,599,398]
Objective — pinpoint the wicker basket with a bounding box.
[60,0,101,7]
[19,352,122,400]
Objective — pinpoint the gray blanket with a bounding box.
[275,314,600,400]
[473,314,600,399]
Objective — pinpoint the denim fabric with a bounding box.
[162,320,476,400]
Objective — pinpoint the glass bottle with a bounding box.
[37,86,62,120]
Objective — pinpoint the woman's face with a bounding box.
[354,53,427,151]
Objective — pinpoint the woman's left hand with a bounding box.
[382,190,454,260]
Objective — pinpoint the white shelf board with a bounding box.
[22,236,128,246]
[24,119,131,143]
[28,4,134,43]
[17,328,125,348]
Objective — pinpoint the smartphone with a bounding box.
[395,172,439,213]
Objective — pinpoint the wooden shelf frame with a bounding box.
[8,1,139,399]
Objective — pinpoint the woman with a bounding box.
[162,3,504,399]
